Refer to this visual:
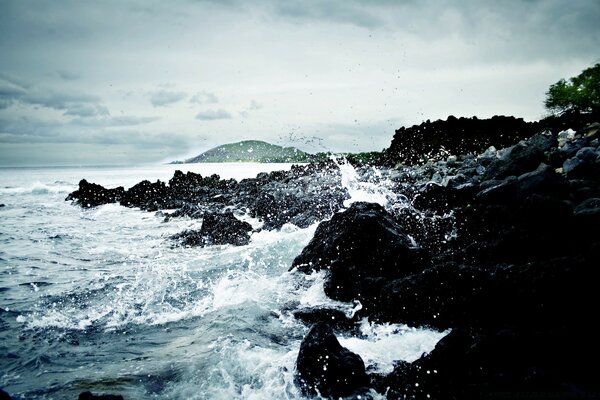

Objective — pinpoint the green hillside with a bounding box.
[183,140,313,163]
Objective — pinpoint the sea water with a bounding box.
[0,163,446,399]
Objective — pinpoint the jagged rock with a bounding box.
[172,212,252,247]
[291,202,429,304]
[377,253,598,330]
[66,179,125,208]
[378,327,600,400]
[119,179,170,210]
[384,115,539,165]
[482,134,556,180]
[295,323,368,398]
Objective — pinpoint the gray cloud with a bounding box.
[190,91,219,104]
[273,0,383,28]
[1,0,599,166]
[56,70,81,81]
[71,115,159,127]
[149,89,187,107]
[0,76,110,117]
[195,109,232,120]
[63,104,110,117]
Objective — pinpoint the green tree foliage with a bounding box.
[545,63,600,115]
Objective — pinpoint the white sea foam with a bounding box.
[340,319,449,374]
[1,163,447,399]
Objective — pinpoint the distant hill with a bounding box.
[180,140,314,163]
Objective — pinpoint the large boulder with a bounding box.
[378,327,600,399]
[295,323,368,398]
[376,254,598,331]
[291,202,429,304]
[172,212,252,247]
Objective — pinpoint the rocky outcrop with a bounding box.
[66,162,348,231]
[384,115,539,165]
[292,119,600,398]
[171,212,252,247]
[295,323,368,399]
[291,202,429,306]
[66,179,125,208]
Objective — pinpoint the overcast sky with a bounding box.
[1,0,599,166]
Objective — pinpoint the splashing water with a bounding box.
[0,164,446,399]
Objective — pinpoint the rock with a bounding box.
[65,179,125,208]
[482,133,556,180]
[119,179,169,210]
[78,392,124,400]
[0,204,5,208]
[172,212,252,247]
[562,148,600,180]
[384,115,540,165]
[377,253,598,330]
[576,147,597,161]
[411,182,478,213]
[0,389,12,400]
[295,323,368,398]
[379,327,600,399]
[291,202,429,304]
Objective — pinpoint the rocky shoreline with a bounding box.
[8,113,596,399]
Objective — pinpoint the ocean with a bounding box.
[0,163,445,399]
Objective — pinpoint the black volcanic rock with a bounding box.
[67,163,347,231]
[119,179,170,210]
[66,179,125,208]
[376,253,599,330]
[377,327,600,400]
[384,115,539,165]
[295,323,368,399]
[291,202,429,304]
[482,133,557,180]
[172,212,252,247]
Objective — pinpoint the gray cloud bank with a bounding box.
[0,0,599,166]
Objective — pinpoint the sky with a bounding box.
[0,0,599,166]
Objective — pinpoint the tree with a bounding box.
[544,63,600,115]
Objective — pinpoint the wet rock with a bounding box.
[119,179,170,210]
[291,202,429,304]
[295,323,368,398]
[0,389,12,400]
[482,134,556,180]
[384,115,539,165]
[378,327,600,400]
[66,179,125,208]
[78,392,124,400]
[172,212,252,247]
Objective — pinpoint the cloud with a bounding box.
[273,0,383,28]
[56,70,81,80]
[63,104,110,117]
[0,76,111,117]
[195,109,232,120]
[71,115,159,127]
[149,89,187,107]
[248,100,262,110]
[190,91,219,104]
